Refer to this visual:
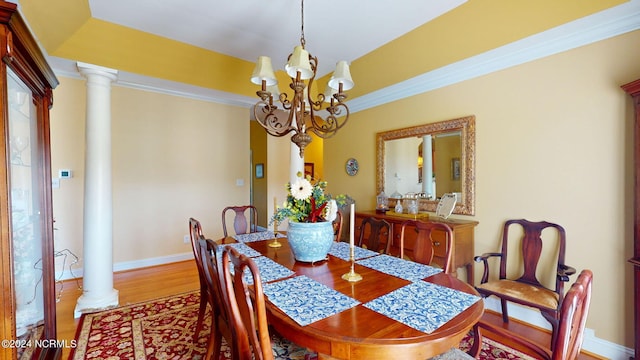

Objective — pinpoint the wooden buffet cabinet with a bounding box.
[0,2,60,359]
[354,211,478,284]
[622,78,640,360]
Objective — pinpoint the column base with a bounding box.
[74,288,119,318]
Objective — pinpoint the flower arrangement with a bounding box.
[272,173,347,224]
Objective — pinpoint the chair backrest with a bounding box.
[188,218,207,293]
[221,246,274,360]
[500,219,568,296]
[222,205,258,237]
[470,269,593,360]
[553,269,593,360]
[200,239,241,359]
[357,217,392,253]
[333,209,344,242]
[399,220,454,273]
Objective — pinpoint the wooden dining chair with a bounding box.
[474,219,577,349]
[221,247,316,360]
[357,216,392,253]
[222,246,272,359]
[332,209,343,242]
[470,269,593,360]
[398,220,454,273]
[188,218,209,343]
[200,238,240,360]
[222,205,259,237]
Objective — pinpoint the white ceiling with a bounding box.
[87,0,467,77]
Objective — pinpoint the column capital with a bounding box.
[77,62,118,82]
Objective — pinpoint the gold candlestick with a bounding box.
[269,197,282,248]
[341,245,362,282]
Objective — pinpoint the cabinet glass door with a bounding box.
[7,67,44,342]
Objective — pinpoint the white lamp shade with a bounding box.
[285,45,314,80]
[323,84,337,102]
[267,84,280,100]
[251,56,278,86]
[328,60,354,91]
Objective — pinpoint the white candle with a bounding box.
[349,203,355,248]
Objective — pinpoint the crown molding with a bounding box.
[49,0,640,113]
[347,0,640,113]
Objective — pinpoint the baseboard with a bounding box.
[484,298,633,359]
[55,252,194,281]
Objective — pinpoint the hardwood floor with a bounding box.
[55,260,602,360]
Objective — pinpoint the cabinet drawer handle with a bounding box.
[432,241,441,246]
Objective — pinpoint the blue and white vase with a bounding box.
[287,221,334,262]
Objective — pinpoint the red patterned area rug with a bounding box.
[70,291,534,360]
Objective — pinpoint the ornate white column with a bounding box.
[74,62,119,317]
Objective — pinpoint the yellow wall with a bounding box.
[251,120,268,227]
[51,77,250,263]
[325,30,640,348]
[47,26,640,353]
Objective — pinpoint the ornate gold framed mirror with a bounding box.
[376,115,475,215]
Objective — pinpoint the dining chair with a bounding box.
[222,205,258,237]
[332,209,343,242]
[221,246,316,360]
[188,218,209,343]
[200,238,240,360]
[357,216,392,253]
[470,269,593,360]
[398,220,454,273]
[474,219,577,349]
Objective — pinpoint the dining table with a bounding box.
[221,231,484,360]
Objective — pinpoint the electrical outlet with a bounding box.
[183,235,190,244]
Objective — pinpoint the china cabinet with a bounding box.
[0,1,60,359]
[622,78,640,360]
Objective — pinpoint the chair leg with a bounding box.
[500,299,510,323]
[541,311,559,351]
[203,316,223,360]
[194,294,208,341]
[469,325,482,358]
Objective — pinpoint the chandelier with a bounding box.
[250,0,354,158]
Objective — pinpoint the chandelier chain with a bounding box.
[300,0,305,48]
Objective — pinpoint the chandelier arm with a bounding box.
[253,101,296,137]
[307,103,350,139]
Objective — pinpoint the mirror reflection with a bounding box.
[376,115,475,215]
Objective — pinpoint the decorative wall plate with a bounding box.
[345,158,359,176]
[436,193,457,219]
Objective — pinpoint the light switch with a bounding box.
[52,178,60,189]
[236,179,244,186]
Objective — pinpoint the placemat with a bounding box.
[356,254,442,281]
[263,275,360,326]
[239,256,295,285]
[328,241,379,261]
[364,281,480,333]
[232,231,285,243]
[224,242,262,258]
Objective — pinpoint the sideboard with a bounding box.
[354,210,478,284]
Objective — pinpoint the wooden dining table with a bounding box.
[221,234,484,360]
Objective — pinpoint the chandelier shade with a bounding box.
[328,60,354,91]
[285,45,314,80]
[250,56,277,86]
[250,0,354,158]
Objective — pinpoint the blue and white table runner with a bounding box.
[356,254,442,281]
[263,275,360,326]
[363,281,480,334]
[328,241,379,261]
[233,231,285,243]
